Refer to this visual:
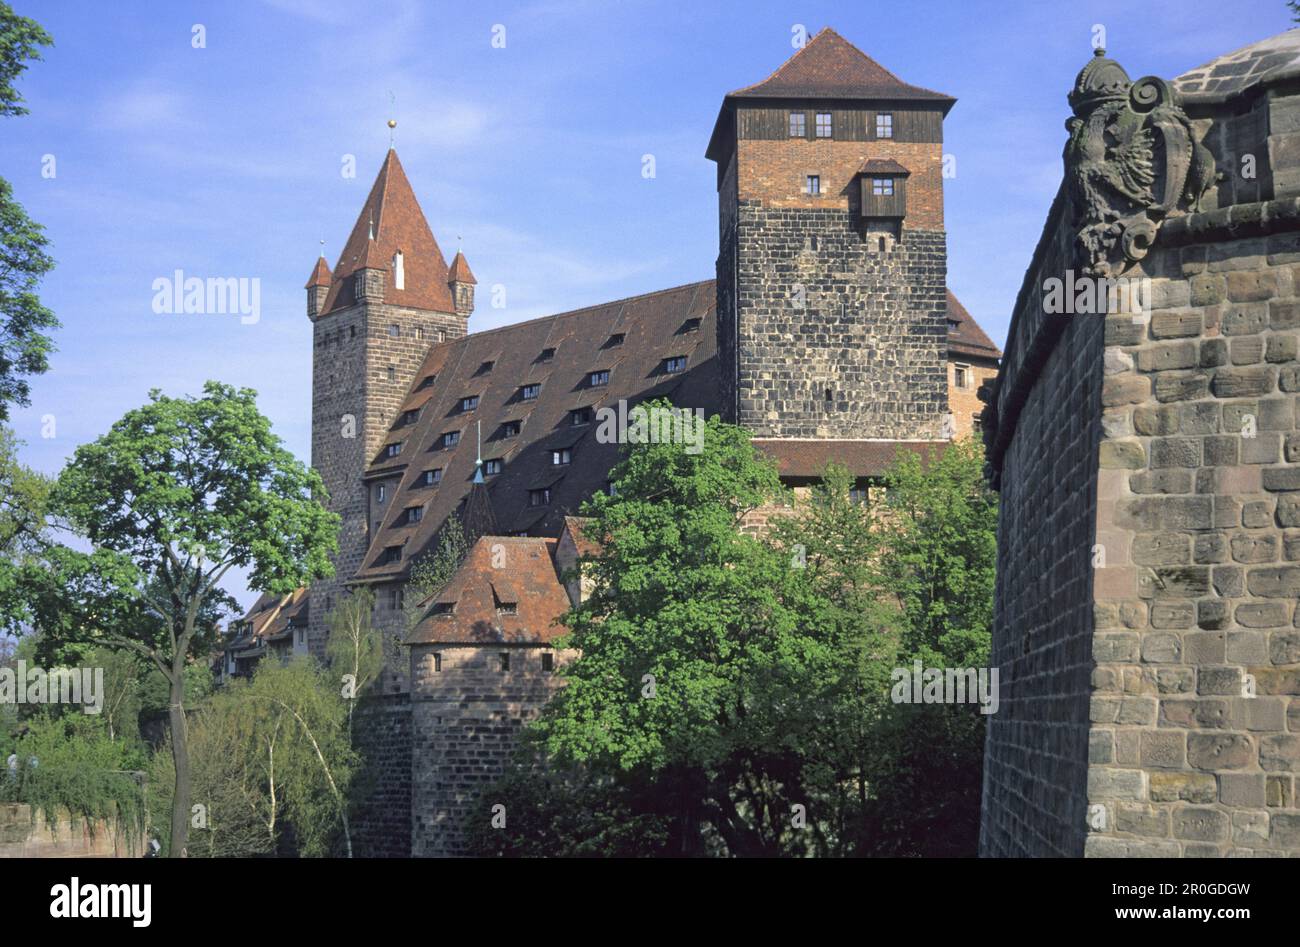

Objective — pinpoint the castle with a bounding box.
[221,28,1001,856]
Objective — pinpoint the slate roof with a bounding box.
[320,150,456,315]
[353,279,997,583]
[1174,30,1300,103]
[405,537,570,646]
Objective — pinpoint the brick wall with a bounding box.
[350,693,412,857]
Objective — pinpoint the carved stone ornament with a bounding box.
[1064,48,1219,277]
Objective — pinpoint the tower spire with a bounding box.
[473,420,484,484]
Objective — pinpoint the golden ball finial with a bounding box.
[387,119,397,129]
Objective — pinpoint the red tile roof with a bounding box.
[752,439,946,479]
[305,256,332,288]
[561,516,599,558]
[448,250,476,285]
[946,290,1001,361]
[859,158,912,176]
[320,150,455,315]
[405,537,570,645]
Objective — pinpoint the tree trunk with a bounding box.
[167,664,190,858]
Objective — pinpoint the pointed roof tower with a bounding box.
[706,27,955,160]
[448,249,477,285]
[305,255,332,289]
[321,149,455,315]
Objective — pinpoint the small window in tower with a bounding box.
[499,652,510,672]
[788,112,806,137]
[805,175,820,196]
[384,441,403,458]
[948,318,961,329]
[825,388,833,403]
[878,237,887,253]
[484,458,503,476]
[416,326,425,340]
[388,324,400,337]
[387,365,397,382]
[350,326,356,339]
[664,355,688,374]
[815,112,833,138]
[521,383,541,401]
[954,363,972,389]
[392,251,405,290]
[589,370,610,387]
[432,652,443,672]
[441,431,460,448]
[553,448,572,466]
[872,178,894,196]
[542,652,555,672]
[876,113,893,138]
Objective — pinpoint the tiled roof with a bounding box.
[752,438,945,479]
[320,149,455,315]
[728,28,955,104]
[561,516,599,558]
[1174,30,1300,102]
[356,280,719,582]
[859,158,912,175]
[227,589,307,648]
[448,250,476,285]
[946,291,1001,361]
[405,537,570,646]
[305,256,332,288]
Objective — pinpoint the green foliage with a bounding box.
[478,414,998,857]
[403,511,469,632]
[0,712,146,852]
[0,426,49,629]
[325,586,382,730]
[0,5,57,420]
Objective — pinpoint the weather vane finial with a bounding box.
[388,91,397,148]
[319,238,325,258]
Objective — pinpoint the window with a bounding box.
[954,364,971,389]
[552,448,572,466]
[805,174,820,196]
[442,431,460,448]
[497,601,517,616]
[521,384,541,401]
[349,325,356,339]
[849,487,869,505]
[537,347,555,363]
[404,506,423,525]
[297,627,305,645]
[529,487,551,507]
[429,602,454,617]
[665,356,687,374]
[679,317,701,333]
[417,374,436,391]
[872,178,894,196]
[460,395,479,412]
[815,112,832,138]
[948,318,961,329]
[542,652,555,672]
[401,408,420,425]
[415,326,424,340]
[973,415,984,434]
[376,484,387,503]
[876,112,893,138]
[432,652,442,672]
[484,458,503,476]
[392,252,405,290]
[788,111,806,137]
[386,365,396,382]
[379,545,402,565]
[388,324,400,337]
[498,652,510,672]
[607,481,618,497]
[605,333,625,348]
[421,468,442,486]
[570,407,592,426]
[589,370,609,387]
[476,360,495,375]
[501,420,521,437]
[384,442,402,458]
[388,587,403,610]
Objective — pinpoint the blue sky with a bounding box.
[1,0,1289,608]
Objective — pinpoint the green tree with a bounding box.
[0,425,49,629]
[24,381,338,856]
[325,587,381,736]
[0,4,58,419]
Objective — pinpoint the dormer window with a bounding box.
[392,251,405,289]
[500,420,521,437]
[537,347,556,363]
[378,545,402,565]
[421,468,442,486]
[679,317,701,334]
[403,505,423,525]
[416,374,436,391]
[384,441,403,458]
[589,370,610,387]
[521,384,541,401]
[401,408,420,425]
[876,113,893,139]
[570,407,592,426]
[604,333,624,348]
[475,360,495,375]
[441,431,460,448]
[429,602,454,617]
[664,355,687,374]
[529,487,551,507]
[552,448,572,466]
[460,395,479,412]
[484,458,503,476]
[815,112,832,138]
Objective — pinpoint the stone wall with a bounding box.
[349,693,412,857]
[0,804,139,858]
[408,644,569,856]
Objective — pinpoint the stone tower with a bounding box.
[306,149,469,659]
[706,28,954,440]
